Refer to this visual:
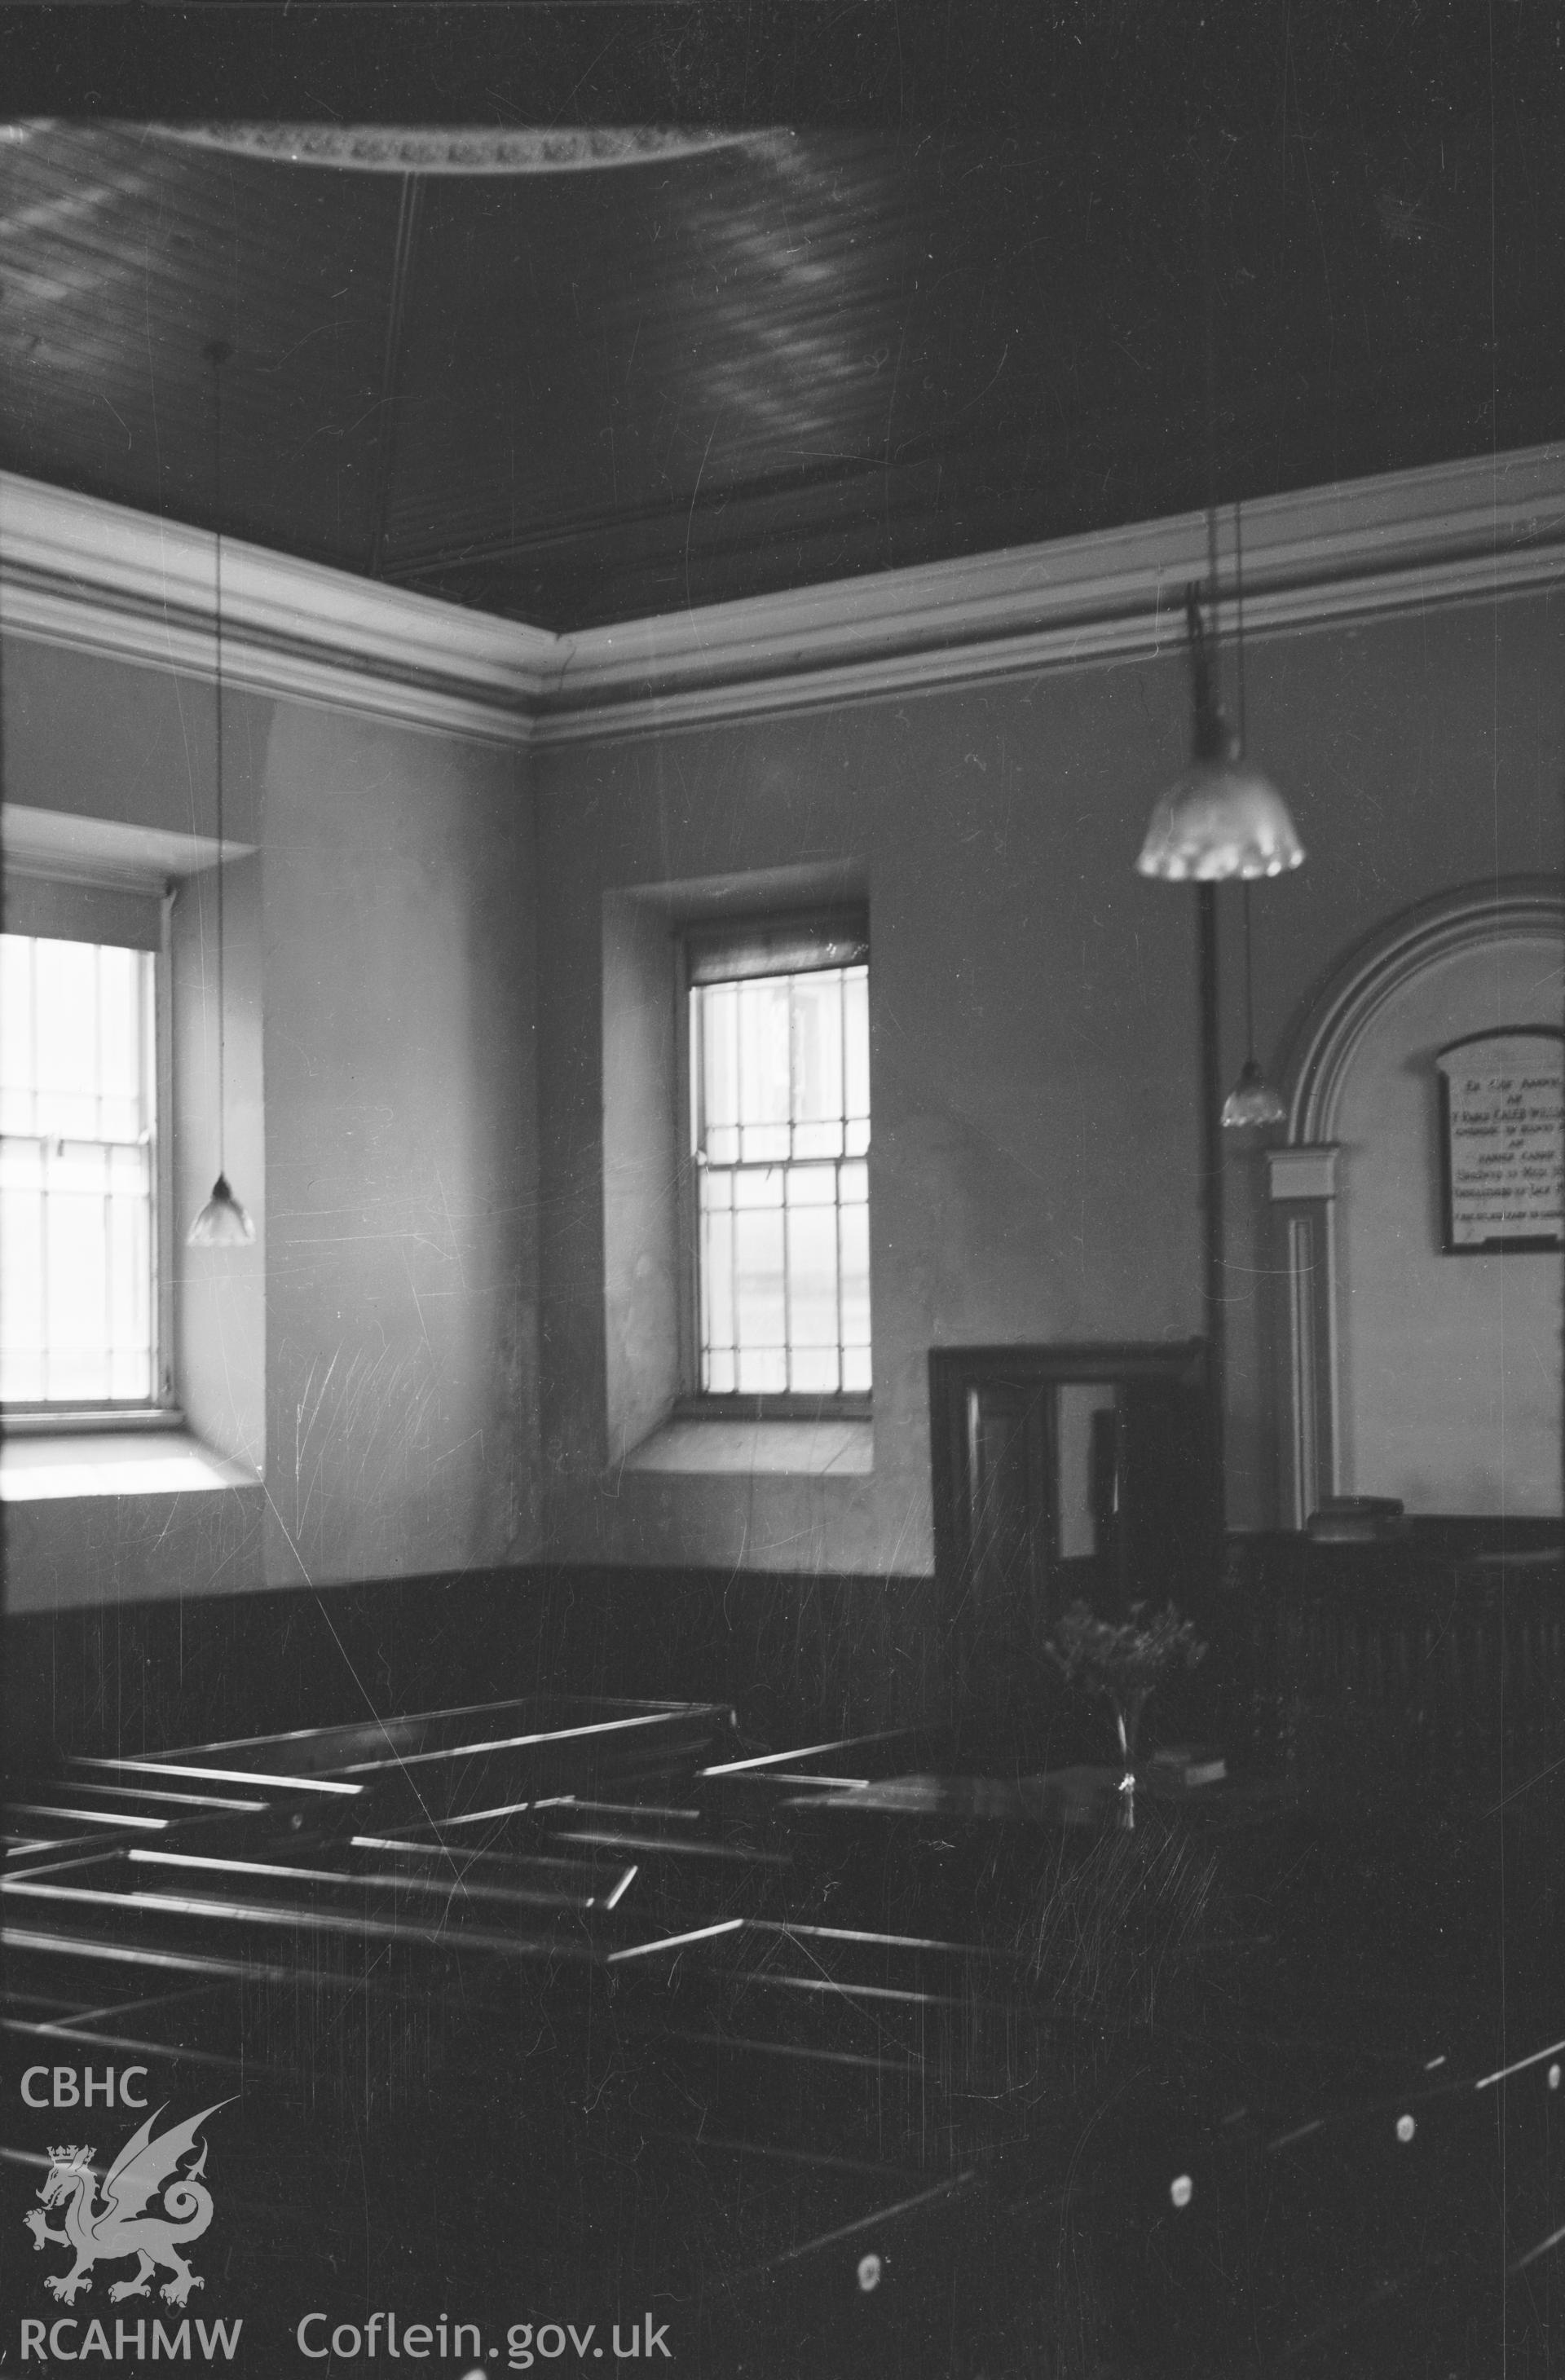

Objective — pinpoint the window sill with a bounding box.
[0,1427,258,1502]
[672,1395,873,1425]
[624,1417,874,1479]
[2,1405,187,1437]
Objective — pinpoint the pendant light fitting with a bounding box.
[1137,157,1304,888]
[188,337,256,1249]
[1220,879,1287,1130]
[1220,1056,1287,1129]
[1219,503,1289,1127]
[1135,579,1305,884]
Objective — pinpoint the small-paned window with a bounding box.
[0,932,160,1406]
[687,918,871,1399]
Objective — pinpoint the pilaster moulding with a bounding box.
[2,445,1561,751]
[0,473,554,750]
[1265,1139,1344,1523]
[1266,1146,1342,1205]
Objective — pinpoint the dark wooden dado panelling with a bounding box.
[1215,1527,1565,1800]
[2,1562,949,1773]
[10,1530,1558,1785]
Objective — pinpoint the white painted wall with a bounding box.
[2,636,540,1614]
[1336,927,1563,1513]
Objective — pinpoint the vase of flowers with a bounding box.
[1047,1601,1207,1828]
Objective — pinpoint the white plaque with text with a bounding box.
[1434,1029,1565,1252]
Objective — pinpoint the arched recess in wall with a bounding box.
[1267,878,1563,1527]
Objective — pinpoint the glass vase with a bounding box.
[1113,1693,1146,1831]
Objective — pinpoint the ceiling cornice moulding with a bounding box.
[540,443,1565,743]
[0,474,554,750]
[1,447,1560,752]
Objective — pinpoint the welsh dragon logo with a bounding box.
[24,2101,230,2307]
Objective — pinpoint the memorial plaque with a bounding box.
[1435,1028,1565,1252]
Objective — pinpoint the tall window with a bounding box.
[0,933,160,1406]
[688,919,871,1399]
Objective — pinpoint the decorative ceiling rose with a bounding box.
[126,122,784,174]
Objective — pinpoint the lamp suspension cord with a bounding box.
[1202,157,1220,633]
[1233,496,1246,749]
[209,341,227,1179]
[1196,133,1226,1531]
[1235,496,1256,1057]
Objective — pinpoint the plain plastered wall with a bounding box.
[536,668,1216,1578]
[536,586,1564,1573]
[258,699,538,1589]
[2,636,540,1615]
[173,851,267,1471]
[2,633,262,848]
[3,566,1561,1615]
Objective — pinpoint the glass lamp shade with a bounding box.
[1136,755,1306,883]
[1220,1056,1288,1130]
[188,1173,256,1246]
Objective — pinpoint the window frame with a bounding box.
[674,908,872,1421]
[0,883,179,1430]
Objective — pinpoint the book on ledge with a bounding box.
[1148,1743,1228,1789]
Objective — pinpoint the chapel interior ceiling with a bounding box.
[1,5,1559,632]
